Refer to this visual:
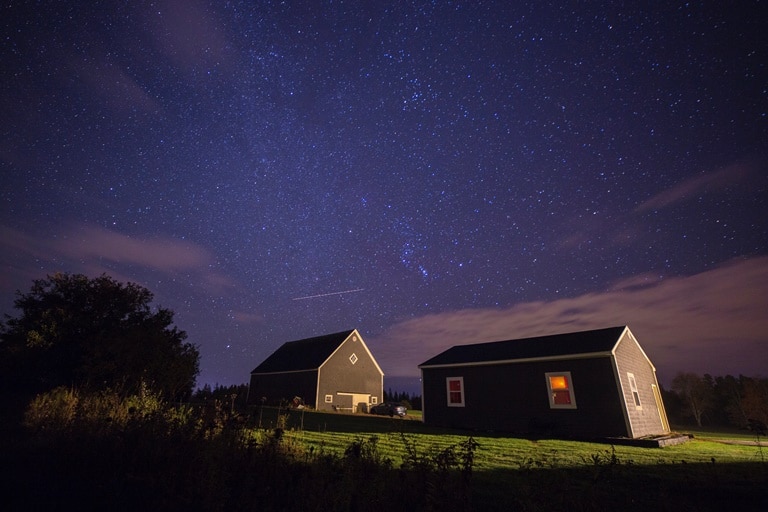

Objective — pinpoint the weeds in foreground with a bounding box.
[11,387,481,511]
[7,388,768,511]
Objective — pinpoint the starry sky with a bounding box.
[2,1,767,392]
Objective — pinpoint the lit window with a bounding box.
[446,377,465,407]
[545,372,577,409]
[628,373,642,408]
[324,394,333,403]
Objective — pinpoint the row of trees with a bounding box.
[665,372,768,429]
[384,388,422,411]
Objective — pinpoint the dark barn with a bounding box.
[419,326,670,439]
[247,329,384,412]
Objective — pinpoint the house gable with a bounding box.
[319,329,384,376]
[611,327,670,437]
[316,330,384,411]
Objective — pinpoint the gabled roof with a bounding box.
[418,326,628,368]
[251,330,355,374]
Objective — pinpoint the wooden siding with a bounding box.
[422,356,629,438]
[248,370,318,407]
[246,329,384,412]
[316,333,382,412]
[613,331,670,437]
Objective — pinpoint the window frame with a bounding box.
[446,376,465,407]
[627,372,642,409]
[545,371,577,409]
[324,394,333,403]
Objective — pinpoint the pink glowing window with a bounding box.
[446,377,465,407]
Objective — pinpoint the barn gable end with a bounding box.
[612,328,670,437]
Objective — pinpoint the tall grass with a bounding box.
[4,390,767,511]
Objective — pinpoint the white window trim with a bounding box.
[627,372,642,409]
[371,396,378,404]
[446,376,465,407]
[545,371,577,409]
[324,394,333,403]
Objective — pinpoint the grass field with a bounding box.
[6,397,766,511]
[256,406,768,511]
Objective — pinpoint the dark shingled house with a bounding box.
[247,329,384,412]
[418,326,670,439]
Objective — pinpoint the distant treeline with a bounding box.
[191,384,424,411]
[384,388,422,410]
[662,373,768,431]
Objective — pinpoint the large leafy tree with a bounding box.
[0,273,199,400]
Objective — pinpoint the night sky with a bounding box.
[2,1,766,391]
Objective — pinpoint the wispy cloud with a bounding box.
[556,160,762,252]
[0,223,235,297]
[634,161,757,213]
[145,0,233,72]
[76,58,160,115]
[56,225,213,271]
[230,310,264,325]
[370,257,768,383]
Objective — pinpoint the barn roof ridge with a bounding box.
[250,329,356,374]
[418,325,629,368]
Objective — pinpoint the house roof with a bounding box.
[418,326,628,368]
[251,330,355,374]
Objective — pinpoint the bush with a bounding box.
[23,386,79,430]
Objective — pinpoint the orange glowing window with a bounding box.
[546,372,576,409]
[550,375,568,390]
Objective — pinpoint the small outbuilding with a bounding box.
[418,326,670,439]
[247,329,384,413]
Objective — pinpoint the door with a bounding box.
[651,384,670,432]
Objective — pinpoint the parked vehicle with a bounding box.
[369,402,407,417]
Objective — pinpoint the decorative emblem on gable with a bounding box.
[349,353,358,365]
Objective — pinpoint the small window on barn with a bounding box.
[627,373,642,409]
[349,353,358,365]
[371,396,378,404]
[446,377,465,407]
[324,394,333,403]
[545,372,577,409]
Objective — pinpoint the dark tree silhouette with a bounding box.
[671,372,714,427]
[0,273,199,401]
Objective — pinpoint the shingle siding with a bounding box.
[614,331,669,437]
[248,329,384,412]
